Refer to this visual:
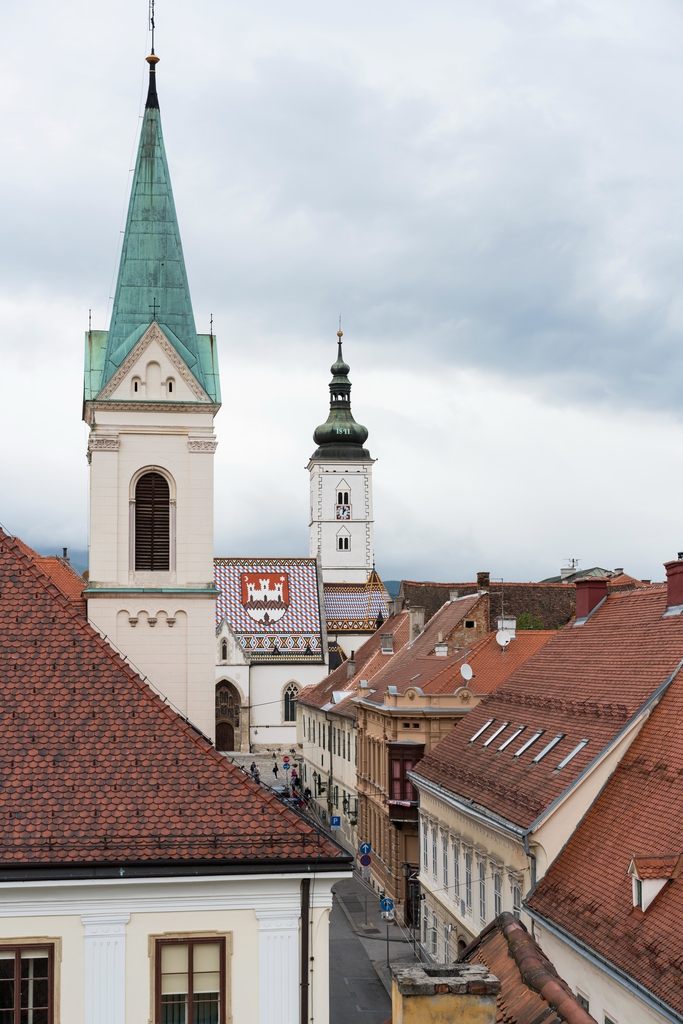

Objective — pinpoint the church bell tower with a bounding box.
[83,52,220,740]
[308,331,375,583]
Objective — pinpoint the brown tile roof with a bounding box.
[527,649,683,1018]
[0,530,349,874]
[444,629,558,695]
[630,855,683,880]
[13,538,86,613]
[462,913,597,1024]
[412,586,683,828]
[400,580,577,629]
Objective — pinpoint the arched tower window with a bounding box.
[283,683,299,722]
[135,472,170,571]
[220,638,228,662]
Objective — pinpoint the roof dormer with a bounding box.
[628,854,683,911]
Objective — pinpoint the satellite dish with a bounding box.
[460,663,473,681]
[496,629,511,648]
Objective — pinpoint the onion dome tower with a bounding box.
[308,331,375,583]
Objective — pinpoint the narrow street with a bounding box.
[329,879,420,1024]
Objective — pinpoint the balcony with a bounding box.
[386,800,418,823]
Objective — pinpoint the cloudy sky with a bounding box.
[2,0,683,583]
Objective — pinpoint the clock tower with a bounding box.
[308,331,375,583]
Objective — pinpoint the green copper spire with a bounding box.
[101,53,207,391]
[311,330,370,460]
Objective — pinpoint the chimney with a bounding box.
[62,547,69,562]
[391,962,499,1024]
[575,578,607,620]
[476,572,490,593]
[434,641,449,657]
[449,588,459,601]
[346,652,356,679]
[409,606,425,640]
[664,557,683,611]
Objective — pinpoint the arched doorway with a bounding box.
[215,682,241,751]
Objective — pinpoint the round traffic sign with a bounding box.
[380,897,394,912]
[359,854,371,867]
[359,842,371,856]
[282,762,291,770]
[283,756,290,763]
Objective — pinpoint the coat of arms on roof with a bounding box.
[241,572,290,623]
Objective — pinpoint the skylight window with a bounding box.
[532,734,565,764]
[483,722,509,747]
[469,719,494,743]
[498,727,524,751]
[514,730,544,757]
[556,738,589,771]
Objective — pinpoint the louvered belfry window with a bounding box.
[135,472,170,571]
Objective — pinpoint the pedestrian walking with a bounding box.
[253,766,261,784]
[250,761,257,776]
[273,763,279,779]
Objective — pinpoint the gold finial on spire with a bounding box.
[146,54,160,66]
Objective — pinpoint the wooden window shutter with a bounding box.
[135,472,170,571]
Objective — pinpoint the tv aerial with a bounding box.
[460,663,473,681]
[496,629,511,648]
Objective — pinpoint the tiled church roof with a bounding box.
[0,530,347,875]
[214,557,324,663]
[323,570,390,633]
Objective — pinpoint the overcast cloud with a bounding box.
[2,0,683,584]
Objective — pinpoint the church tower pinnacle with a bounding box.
[308,331,375,583]
[83,50,220,741]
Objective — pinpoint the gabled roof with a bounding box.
[629,855,683,880]
[13,539,86,614]
[0,530,347,875]
[412,586,683,829]
[214,557,324,663]
[527,635,683,1019]
[462,913,597,1024]
[400,580,577,629]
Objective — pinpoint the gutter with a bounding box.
[409,772,526,842]
[525,906,683,1024]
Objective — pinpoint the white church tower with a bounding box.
[308,330,375,583]
[83,52,220,740]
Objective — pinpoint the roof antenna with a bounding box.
[210,313,214,341]
[88,308,92,333]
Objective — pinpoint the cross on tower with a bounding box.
[149,297,160,321]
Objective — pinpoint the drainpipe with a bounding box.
[324,711,335,817]
[301,878,310,1024]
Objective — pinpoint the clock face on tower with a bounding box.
[335,504,351,520]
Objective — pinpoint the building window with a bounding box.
[431,827,438,877]
[0,946,53,1023]
[135,471,170,571]
[512,885,522,920]
[442,834,449,889]
[422,909,428,946]
[430,913,438,957]
[156,938,226,1024]
[465,620,475,628]
[283,684,299,722]
[215,682,241,752]
[381,633,394,654]
[337,490,349,504]
[337,536,350,551]
[220,638,228,662]
[635,878,643,909]
[389,746,422,801]
[422,820,428,869]
[342,731,346,759]
[166,377,175,394]
[494,872,502,917]
[576,994,590,1012]
[333,785,339,808]
[479,861,486,922]
[453,843,460,899]
[604,1016,616,1024]
[443,924,451,963]
[465,852,473,910]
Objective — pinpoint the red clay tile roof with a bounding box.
[439,629,558,696]
[13,538,86,613]
[400,580,577,629]
[462,914,597,1024]
[0,530,348,873]
[413,586,683,828]
[527,650,683,1018]
[630,855,683,880]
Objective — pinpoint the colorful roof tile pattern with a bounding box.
[413,585,683,829]
[0,530,347,873]
[324,570,390,633]
[527,622,683,1019]
[462,914,597,1024]
[214,557,324,662]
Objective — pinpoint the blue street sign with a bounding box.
[330,816,341,829]
[359,842,371,855]
[282,762,291,770]
[380,897,394,913]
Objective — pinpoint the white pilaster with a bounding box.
[256,908,299,1024]
[82,913,129,1024]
